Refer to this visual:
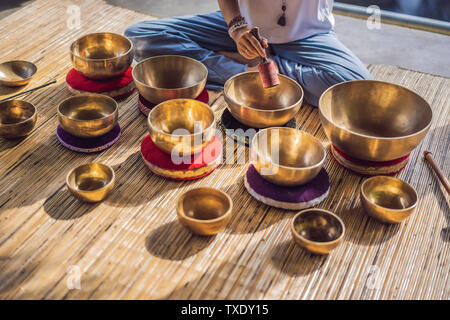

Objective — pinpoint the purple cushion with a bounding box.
[56,124,121,153]
[246,164,329,203]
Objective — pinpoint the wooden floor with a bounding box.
[0,0,448,300]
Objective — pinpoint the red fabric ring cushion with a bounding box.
[140,134,222,180]
[66,68,135,99]
[330,145,410,176]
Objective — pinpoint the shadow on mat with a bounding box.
[221,176,294,235]
[0,136,27,153]
[105,151,202,207]
[43,188,100,220]
[421,125,450,242]
[270,240,325,276]
[145,220,215,261]
[340,206,401,246]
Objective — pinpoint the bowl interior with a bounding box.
[71,33,131,60]
[0,100,35,125]
[134,56,207,89]
[0,61,37,82]
[362,177,417,210]
[150,99,214,135]
[224,72,302,111]
[180,188,231,221]
[293,210,343,243]
[59,95,117,121]
[68,163,114,192]
[320,81,432,138]
[254,128,324,168]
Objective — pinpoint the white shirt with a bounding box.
[238,0,335,43]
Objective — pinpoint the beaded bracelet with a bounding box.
[227,14,245,27]
[228,20,249,38]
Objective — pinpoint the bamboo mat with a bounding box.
[0,0,449,300]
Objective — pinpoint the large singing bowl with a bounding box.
[70,32,133,79]
[319,80,432,162]
[133,55,208,105]
[224,72,303,128]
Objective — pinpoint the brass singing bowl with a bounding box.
[251,128,326,186]
[148,99,215,155]
[70,32,133,79]
[58,93,118,138]
[291,209,345,255]
[223,71,303,128]
[360,176,418,224]
[177,188,233,236]
[0,60,37,86]
[133,55,208,104]
[319,80,432,162]
[66,163,115,203]
[0,100,37,139]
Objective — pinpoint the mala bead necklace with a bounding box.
[277,0,287,26]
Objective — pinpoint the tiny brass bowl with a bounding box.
[70,32,133,79]
[66,163,115,203]
[224,71,303,128]
[148,99,215,155]
[177,188,233,236]
[0,100,37,139]
[0,60,37,86]
[291,209,345,255]
[319,80,433,162]
[360,176,418,224]
[58,93,118,138]
[251,127,326,186]
[133,55,208,104]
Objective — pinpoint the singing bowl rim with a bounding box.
[70,32,133,62]
[0,100,37,127]
[177,187,233,223]
[290,209,346,245]
[147,98,215,138]
[132,55,208,91]
[57,93,118,122]
[224,71,304,114]
[66,163,116,194]
[318,80,433,141]
[251,127,326,171]
[360,176,418,212]
[0,60,37,85]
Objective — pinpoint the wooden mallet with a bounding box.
[250,27,280,88]
[424,151,450,195]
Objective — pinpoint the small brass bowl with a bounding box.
[224,71,303,128]
[70,32,133,79]
[177,188,233,236]
[66,163,115,203]
[0,60,37,86]
[319,80,433,162]
[360,176,418,224]
[291,209,345,255]
[0,100,37,139]
[251,127,326,186]
[57,93,118,138]
[133,55,208,104]
[148,99,215,155]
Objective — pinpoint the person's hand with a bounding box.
[230,26,269,60]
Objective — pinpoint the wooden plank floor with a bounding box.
[0,0,448,300]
